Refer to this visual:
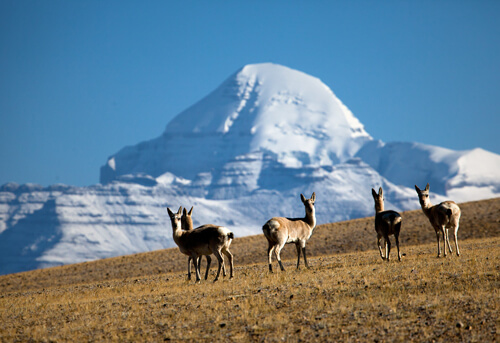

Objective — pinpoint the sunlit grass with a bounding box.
[0,237,498,342]
[1,197,498,341]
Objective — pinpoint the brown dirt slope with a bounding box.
[0,238,498,342]
[0,198,498,342]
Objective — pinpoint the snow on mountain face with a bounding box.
[0,160,417,275]
[2,63,500,275]
[355,141,500,202]
[355,141,463,194]
[101,63,372,184]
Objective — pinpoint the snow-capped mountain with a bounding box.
[100,64,371,186]
[356,140,500,198]
[1,63,499,275]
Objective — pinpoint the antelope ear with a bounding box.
[177,206,183,215]
[188,206,193,216]
[425,183,430,191]
[311,192,316,202]
[372,188,377,198]
[415,185,420,194]
[300,194,306,203]
[378,187,383,197]
[167,207,174,217]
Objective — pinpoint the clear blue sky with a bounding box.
[1,1,499,187]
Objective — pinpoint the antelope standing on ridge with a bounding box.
[182,207,219,281]
[371,187,403,261]
[415,183,461,257]
[263,192,316,272]
[167,207,234,282]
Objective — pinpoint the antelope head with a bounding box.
[167,206,183,231]
[301,192,316,215]
[371,187,385,213]
[415,183,431,208]
[181,206,194,231]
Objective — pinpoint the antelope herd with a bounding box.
[167,183,462,282]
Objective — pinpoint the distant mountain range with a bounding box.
[1,63,499,275]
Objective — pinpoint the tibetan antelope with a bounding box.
[371,187,403,261]
[181,207,215,281]
[262,192,316,272]
[415,183,461,257]
[168,207,234,282]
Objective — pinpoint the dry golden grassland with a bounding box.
[0,198,499,342]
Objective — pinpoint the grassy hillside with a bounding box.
[0,197,499,341]
[1,197,498,293]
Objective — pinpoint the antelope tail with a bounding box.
[446,208,453,223]
[262,223,271,235]
[389,213,402,231]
